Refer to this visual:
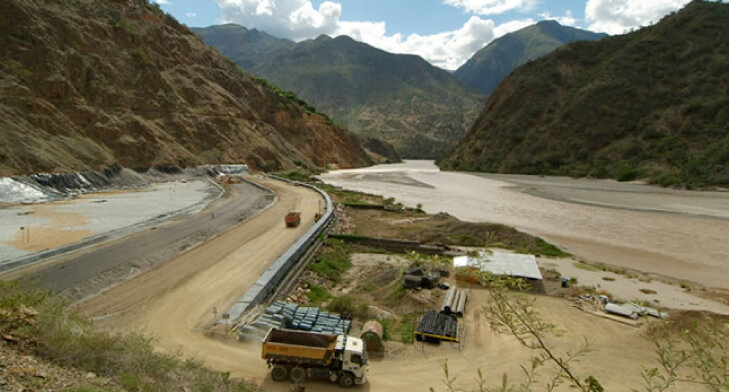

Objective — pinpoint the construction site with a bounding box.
[2,163,729,391]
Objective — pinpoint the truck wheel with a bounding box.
[338,372,355,388]
[290,367,307,383]
[271,365,288,382]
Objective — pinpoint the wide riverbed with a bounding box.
[320,160,729,289]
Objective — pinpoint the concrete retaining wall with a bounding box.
[224,177,334,325]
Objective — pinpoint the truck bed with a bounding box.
[262,328,339,365]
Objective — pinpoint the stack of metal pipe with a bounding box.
[441,286,457,314]
[441,287,468,317]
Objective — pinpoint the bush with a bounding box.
[0,281,261,392]
[326,295,370,319]
[308,240,352,281]
[616,165,640,181]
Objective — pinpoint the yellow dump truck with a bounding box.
[262,328,368,387]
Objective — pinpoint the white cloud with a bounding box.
[443,0,537,15]
[585,0,690,34]
[539,10,577,26]
[185,12,198,17]
[216,0,342,41]
[493,18,534,37]
[333,16,503,70]
[215,0,536,70]
[153,0,170,4]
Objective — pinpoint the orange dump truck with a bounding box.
[285,211,301,227]
[262,328,368,387]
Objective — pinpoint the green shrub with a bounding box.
[305,282,331,305]
[308,240,352,281]
[616,165,640,181]
[326,295,370,319]
[394,313,417,344]
[0,281,261,392]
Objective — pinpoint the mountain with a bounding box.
[439,1,729,188]
[454,20,607,95]
[197,29,484,159]
[192,24,294,69]
[0,0,370,176]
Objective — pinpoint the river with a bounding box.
[320,160,729,289]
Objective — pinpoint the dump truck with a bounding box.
[285,211,301,227]
[262,328,368,387]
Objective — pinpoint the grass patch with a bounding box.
[0,281,260,392]
[394,313,418,344]
[308,239,352,281]
[382,281,408,308]
[639,288,658,295]
[573,260,601,272]
[380,313,418,344]
[305,282,331,306]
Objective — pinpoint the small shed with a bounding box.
[360,320,384,353]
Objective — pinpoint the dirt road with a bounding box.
[75,178,689,391]
[78,179,323,381]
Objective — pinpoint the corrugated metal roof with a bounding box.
[453,250,543,280]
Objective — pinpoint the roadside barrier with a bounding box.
[223,176,334,325]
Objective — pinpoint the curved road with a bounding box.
[4,181,271,297]
[74,177,701,392]
[78,179,324,385]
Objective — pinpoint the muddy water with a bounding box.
[320,160,729,289]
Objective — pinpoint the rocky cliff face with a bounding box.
[0,0,370,176]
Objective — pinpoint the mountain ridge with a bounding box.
[439,0,729,188]
[0,0,370,176]
[195,25,485,159]
[454,20,607,95]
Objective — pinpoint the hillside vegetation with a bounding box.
[195,29,485,159]
[440,1,729,188]
[454,20,606,95]
[0,0,370,176]
[0,281,260,391]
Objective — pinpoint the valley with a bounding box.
[2,0,728,391]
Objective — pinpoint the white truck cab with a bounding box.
[340,336,368,385]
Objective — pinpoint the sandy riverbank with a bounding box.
[320,160,729,290]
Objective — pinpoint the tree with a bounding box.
[639,317,729,392]
[434,251,728,391]
[438,272,603,392]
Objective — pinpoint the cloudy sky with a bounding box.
[154,0,691,70]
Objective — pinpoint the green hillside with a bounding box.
[198,29,484,159]
[454,20,606,95]
[439,1,729,188]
